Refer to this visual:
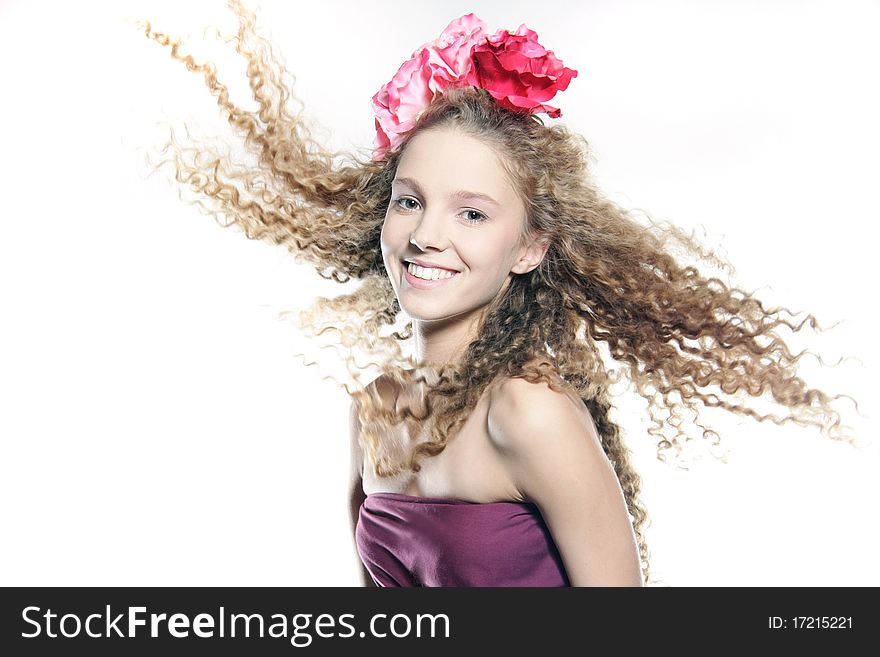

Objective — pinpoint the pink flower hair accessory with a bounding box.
[370,13,578,161]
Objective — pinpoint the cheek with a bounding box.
[460,233,519,275]
[379,217,400,256]
[381,213,407,243]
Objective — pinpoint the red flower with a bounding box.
[465,24,578,118]
[369,15,579,161]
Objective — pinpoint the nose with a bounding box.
[409,207,449,252]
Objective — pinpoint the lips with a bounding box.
[402,258,460,273]
[401,260,460,289]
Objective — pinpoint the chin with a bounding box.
[403,299,489,325]
[398,304,452,322]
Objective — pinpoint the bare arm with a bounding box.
[349,395,377,587]
[488,377,643,587]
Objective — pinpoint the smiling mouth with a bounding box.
[401,260,461,286]
[402,260,460,277]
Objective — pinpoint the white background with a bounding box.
[1,0,877,586]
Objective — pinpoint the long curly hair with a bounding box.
[137,0,860,586]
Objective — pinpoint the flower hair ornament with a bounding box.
[370,13,578,161]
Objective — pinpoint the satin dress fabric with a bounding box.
[356,491,571,587]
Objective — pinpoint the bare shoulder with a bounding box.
[349,370,411,465]
[361,369,421,409]
[349,374,387,456]
[485,372,643,586]
[486,374,600,455]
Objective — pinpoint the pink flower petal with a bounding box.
[370,14,577,159]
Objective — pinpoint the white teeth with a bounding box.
[407,262,457,280]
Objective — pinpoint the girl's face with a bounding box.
[381,126,546,324]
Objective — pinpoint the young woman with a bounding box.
[139,1,859,586]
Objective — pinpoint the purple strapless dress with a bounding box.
[356,491,571,587]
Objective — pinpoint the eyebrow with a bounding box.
[392,176,501,208]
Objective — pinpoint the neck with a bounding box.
[412,307,485,369]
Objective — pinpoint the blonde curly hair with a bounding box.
[138,0,860,586]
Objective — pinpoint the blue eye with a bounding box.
[391,197,487,224]
[394,197,420,211]
[461,209,487,224]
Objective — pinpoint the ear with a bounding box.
[511,233,551,275]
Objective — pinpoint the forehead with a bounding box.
[395,127,517,201]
